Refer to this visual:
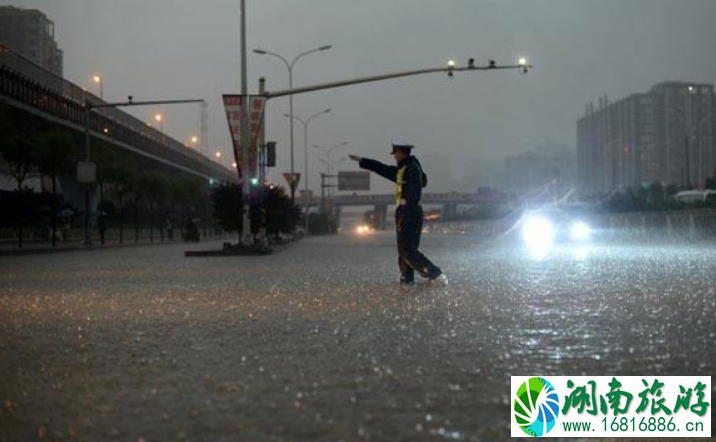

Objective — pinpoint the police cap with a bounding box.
[390,141,414,154]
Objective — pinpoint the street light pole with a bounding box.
[284,108,330,230]
[313,141,348,173]
[154,114,164,133]
[93,75,103,100]
[239,0,251,244]
[253,45,332,202]
[313,141,348,194]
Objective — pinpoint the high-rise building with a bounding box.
[0,6,63,76]
[503,143,576,197]
[578,83,715,194]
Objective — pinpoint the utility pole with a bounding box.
[258,76,267,244]
[239,0,251,244]
[200,101,209,156]
[684,135,691,189]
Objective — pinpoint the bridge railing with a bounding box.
[322,192,507,205]
[0,44,236,182]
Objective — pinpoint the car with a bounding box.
[520,204,594,247]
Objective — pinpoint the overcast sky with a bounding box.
[4,0,716,193]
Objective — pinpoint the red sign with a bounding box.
[223,95,266,177]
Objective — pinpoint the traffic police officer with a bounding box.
[350,142,447,285]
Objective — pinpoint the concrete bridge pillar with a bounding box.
[373,204,388,230]
[443,203,458,221]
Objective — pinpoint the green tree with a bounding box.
[95,144,137,244]
[646,182,665,209]
[265,186,300,236]
[706,177,716,191]
[141,172,169,242]
[36,130,75,246]
[0,109,40,248]
[211,183,244,234]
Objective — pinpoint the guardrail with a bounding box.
[323,192,506,206]
[0,44,236,183]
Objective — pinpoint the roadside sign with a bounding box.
[76,162,96,184]
[222,95,266,177]
[283,172,301,191]
[338,171,370,191]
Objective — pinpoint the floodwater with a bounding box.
[1,233,714,441]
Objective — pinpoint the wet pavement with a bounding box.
[0,233,714,441]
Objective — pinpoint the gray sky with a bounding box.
[5,0,716,193]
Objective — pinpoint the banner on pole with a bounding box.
[223,95,266,177]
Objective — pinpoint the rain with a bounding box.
[1,0,716,441]
[1,234,715,440]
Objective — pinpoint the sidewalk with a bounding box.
[0,236,236,257]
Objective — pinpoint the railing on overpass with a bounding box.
[0,44,237,183]
[320,192,507,206]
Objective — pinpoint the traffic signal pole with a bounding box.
[262,61,532,100]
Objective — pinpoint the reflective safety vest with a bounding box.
[395,166,406,205]
[395,163,425,205]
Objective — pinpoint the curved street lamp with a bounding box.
[92,74,103,99]
[312,141,349,175]
[253,45,332,201]
[283,108,331,229]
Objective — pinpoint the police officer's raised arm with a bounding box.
[349,155,398,182]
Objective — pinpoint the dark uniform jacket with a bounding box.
[359,155,428,206]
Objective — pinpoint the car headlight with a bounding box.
[522,216,556,248]
[569,221,591,241]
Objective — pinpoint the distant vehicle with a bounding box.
[672,190,716,205]
[520,203,595,247]
[355,224,373,235]
[424,209,441,222]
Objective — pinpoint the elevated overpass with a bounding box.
[0,44,237,184]
[324,192,506,206]
[310,192,507,230]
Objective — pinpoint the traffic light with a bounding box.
[250,177,259,187]
[266,142,276,167]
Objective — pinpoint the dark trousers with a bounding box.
[396,205,441,283]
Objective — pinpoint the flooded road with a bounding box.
[1,234,714,441]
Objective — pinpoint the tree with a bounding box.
[646,182,665,209]
[706,177,716,191]
[141,172,169,242]
[95,144,137,244]
[265,186,300,236]
[36,130,75,246]
[0,108,40,248]
[172,177,202,239]
[665,183,679,197]
[211,184,244,234]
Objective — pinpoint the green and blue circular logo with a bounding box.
[513,377,560,437]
